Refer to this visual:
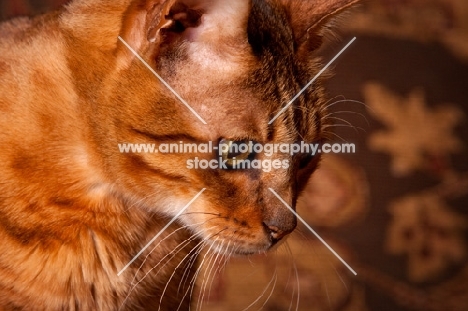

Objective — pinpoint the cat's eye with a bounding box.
[298,152,315,169]
[219,139,254,169]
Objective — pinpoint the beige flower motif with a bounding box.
[386,194,466,282]
[298,155,368,228]
[364,83,463,176]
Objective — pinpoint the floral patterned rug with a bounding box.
[1,1,467,310]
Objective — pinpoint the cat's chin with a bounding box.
[215,241,288,257]
[206,239,271,257]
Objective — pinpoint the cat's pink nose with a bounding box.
[264,224,290,244]
[262,207,297,244]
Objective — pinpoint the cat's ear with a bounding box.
[118,0,249,64]
[118,0,176,60]
[280,0,360,54]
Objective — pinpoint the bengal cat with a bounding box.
[0,0,359,309]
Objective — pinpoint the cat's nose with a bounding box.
[263,223,293,244]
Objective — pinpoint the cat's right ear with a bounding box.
[280,0,360,56]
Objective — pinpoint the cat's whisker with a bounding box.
[118,189,207,277]
[241,256,278,311]
[176,229,228,311]
[120,230,205,310]
[226,232,242,256]
[200,240,229,310]
[186,237,220,311]
[322,94,346,109]
[158,235,215,311]
[179,228,228,292]
[239,257,265,283]
[179,245,202,293]
[137,230,205,286]
[331,264,349,293]
[194,234,237,309]
[221,241,240,273]
[284,242,300,311]
[175,226,222,291]
[321,130,349,143]
[290,105,311,115]
[321,99,372,112]
[178,241,208,305]
[247,254,255,267]
[195,237,233,310]
[293,126,306,143]
[293,227,308,240]
[131,227,193,286]
[179,238,211,296]
[170,240,206,310]
[322,123,366,133]
[322,114,367,134]
[325,281,332,311]
[206,244,228,304]
[308,239,344,311]
[195,246,218,311]
[258,271,278,311]
[324,116,360,133]
[202,248,225,311]
[137,215,220,273]
[273,248,286,296]
[325,110,370,127]
[288,284,296,311]
[130,219,212,286]
[218,246,233,273]
[278,246,293,295]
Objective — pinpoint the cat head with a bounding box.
[80,0,359,254]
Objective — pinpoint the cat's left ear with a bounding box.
[118,0,176,62]
[118,0,249,65]
[280,0,360,54]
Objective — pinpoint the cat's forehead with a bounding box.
[245,0,303,107]
[157,0,324,142]
[176,0,297,74]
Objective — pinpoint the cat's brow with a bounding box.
[130,129,207,144]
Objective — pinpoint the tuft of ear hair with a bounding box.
[279,0,360,54]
